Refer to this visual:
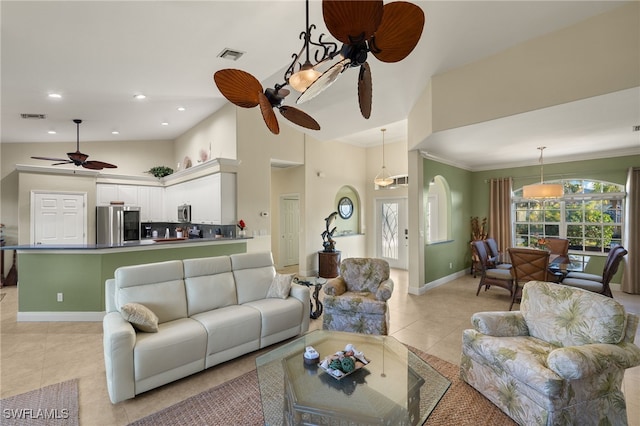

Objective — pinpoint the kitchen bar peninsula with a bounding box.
[6,238,249,321]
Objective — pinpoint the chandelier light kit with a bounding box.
[522,146,563,199]
[374,128,394,187]
[213,0,425,135]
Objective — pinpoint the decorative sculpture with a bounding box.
[322,211,338,252]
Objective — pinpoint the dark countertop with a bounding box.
[2,236,252,251]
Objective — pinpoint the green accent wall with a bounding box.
[17,242,246,312]
[423,154,638,284]
[423,159,472,283]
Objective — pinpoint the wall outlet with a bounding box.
[449,262,453,269]
[57,293,63,302]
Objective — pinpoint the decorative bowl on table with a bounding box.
[318,344,370,380]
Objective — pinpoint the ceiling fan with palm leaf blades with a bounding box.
[297,0,425,119]
[31,119,117,170]
[213,0,424,134]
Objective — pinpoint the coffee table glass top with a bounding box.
[256,330,450,425]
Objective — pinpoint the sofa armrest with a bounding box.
[103,312,136,403]
[547,342,640,380]
[471,311,529,337]
[324,277,347,296]
[105,279,117,313]
[375,278,394,301]
[289,283,311,332]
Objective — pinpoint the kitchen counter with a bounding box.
[9,238,249,321]
[2,236,252,252]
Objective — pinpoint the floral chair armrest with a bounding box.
[471,311,529,337]
[375,278,394,301]
[548,342,640,380]
[324,276,347,296]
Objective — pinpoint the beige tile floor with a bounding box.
[1,270,639,425]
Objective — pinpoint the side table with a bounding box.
[293,276,327,319]
[318,250,341,278]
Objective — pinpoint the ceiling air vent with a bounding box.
[217,48,244,61]
[21,113,47,119]
[633,125,640,132]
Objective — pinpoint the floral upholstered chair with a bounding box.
[461,281,640,425]
[322,258,394,335]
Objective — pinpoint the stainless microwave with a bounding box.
[178,204,191,222]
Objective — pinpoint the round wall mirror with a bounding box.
[338,197,354,219]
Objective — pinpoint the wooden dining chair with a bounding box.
[507,247,550,310]
[471,240,514,298]
[544,238,569,265]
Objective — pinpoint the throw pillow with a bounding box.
[120,302,159,333]
[267,273,294,299]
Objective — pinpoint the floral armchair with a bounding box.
[461,281,640,425]
[322,258,394,335]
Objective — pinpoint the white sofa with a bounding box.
[102,252,310,404]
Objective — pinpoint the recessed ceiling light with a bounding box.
[161,121,169,126]
[177,106,186,112]
[134,94,146,100]
[48,93,62,99]
[47,130,57,134]
[111,130,120,135]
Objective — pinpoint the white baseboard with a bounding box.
[17,311,105,322]
[408,270,468,295]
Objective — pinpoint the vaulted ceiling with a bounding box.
[2,1,637,170]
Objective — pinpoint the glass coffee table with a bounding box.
[256,330,450,425]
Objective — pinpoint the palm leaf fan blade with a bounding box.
[322,0,383,43]
[213,69,262,108]
[258,93,280,135]
[358,62,372,119]
[279,106,321,130]
[371,2,425,63]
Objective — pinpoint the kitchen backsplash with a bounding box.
[141,223,238,239]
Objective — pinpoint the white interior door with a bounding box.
[31,191,87,245]
[376,197,408,270]
[280,196,300,268]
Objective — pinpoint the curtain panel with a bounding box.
[622,167,639,294]
[489,177,513,262]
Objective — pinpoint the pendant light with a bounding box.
[522,146,563,199]
[374,128,394,187]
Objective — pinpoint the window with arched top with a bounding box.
[426,175,452,244]
[513,179,625,269]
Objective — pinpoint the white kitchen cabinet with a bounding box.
[96,184,138,206]
[138,186,164,222]
[168,172,236,225]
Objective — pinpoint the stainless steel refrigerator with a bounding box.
[96,205,141,245]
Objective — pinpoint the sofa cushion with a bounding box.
[462,329,564,398]
[120,302,158,333]
[184,256,237,315]
[134,317,206,381]
[324,292,388,315]
[231,252,276,304]
[191,305,261,356]
[243,298,304,337]
[340,258,389,293]
[116,260,187,324]
[266,273,294,299]
[521,281,627,346]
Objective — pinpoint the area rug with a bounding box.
[129,347,515,425]
[0,379,79,426]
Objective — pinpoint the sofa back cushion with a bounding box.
[230,252,276,304]
[340,258,390,293]
[183,256,237,316]
[521,281,627,346]
[115,260,187,324]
